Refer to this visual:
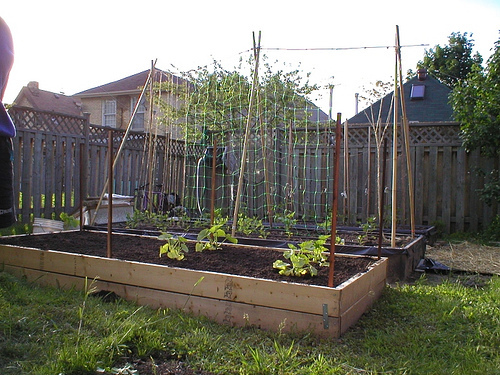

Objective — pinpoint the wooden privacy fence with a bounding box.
[9,106,195,224]
[258,123,499,233]
[208,122,499,233]
[8,106,500,232]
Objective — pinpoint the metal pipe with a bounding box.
[107,128,113,258]
[377,138,388,259]
[328,113,342,288]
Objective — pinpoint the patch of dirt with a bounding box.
[0,230,376,288]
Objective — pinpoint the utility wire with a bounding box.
[240,44,428,54]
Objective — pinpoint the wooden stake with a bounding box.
[231,31,261,237]
[210,139,217,226]
[255,54,274,227]
[90,63,155,225]
[396,25,416,238]
[391,31,399,248]
[146,61,156,213]
[328,113,342,288]
[287,119,294,212]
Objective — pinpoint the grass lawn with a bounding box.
[0,271,498,374]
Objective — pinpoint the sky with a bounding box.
[2,0,500,120]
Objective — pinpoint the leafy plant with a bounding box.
[275,208,297,237]
[481,214,500,243]
[273,235,330,277]
[357,216,378,245]
[158,233,189,260]
[60,212,79,230]
[195,223,237,252]
[237,213,268,238]
[318,213,332,234]
[126,209,189,232]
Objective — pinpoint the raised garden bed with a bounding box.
[0,230,387,338]
[92,224,426,283]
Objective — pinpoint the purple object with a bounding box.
[0,16,15,138]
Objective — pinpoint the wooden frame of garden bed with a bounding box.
[0,233,387,338]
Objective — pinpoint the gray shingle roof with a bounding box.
[348,74,454,124]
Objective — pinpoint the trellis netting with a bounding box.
[152,57,339,231]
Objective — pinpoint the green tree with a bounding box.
[412,32,483,87]
[155,57,321,143]
[450,33,500,205]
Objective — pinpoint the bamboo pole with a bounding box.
[146,62,156,212]
[90,64,155,225]
[391,32,399,248]
[328,113,342,288]
[396,25,416,238]
[255,55,274,227]
[231,31,261,237]
[210,139,217,226]
[287,119,294,211]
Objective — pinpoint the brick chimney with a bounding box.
[27,81,40,95]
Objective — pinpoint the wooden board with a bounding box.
[0,241,388,338]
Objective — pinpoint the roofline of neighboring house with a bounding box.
[74,89,142,99]
[11,104,86,119]
[345,120,460,127]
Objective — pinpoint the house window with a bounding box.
[131,96,146,130]
[102,99,116,127]
[410,84,425,100]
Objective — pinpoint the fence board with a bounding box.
[7,106,500,232]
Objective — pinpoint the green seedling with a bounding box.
[159,233,189,260]
[237,213,268,238]
[196,223,237,252]
[275,209,297,238]
[273,235,330,277]
[60,212,79,230]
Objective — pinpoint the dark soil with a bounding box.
[0,230,377,375]
[0,230,375,287]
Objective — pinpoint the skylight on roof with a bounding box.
[410,84,425,100]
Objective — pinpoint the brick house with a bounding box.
[73,69,190,137]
